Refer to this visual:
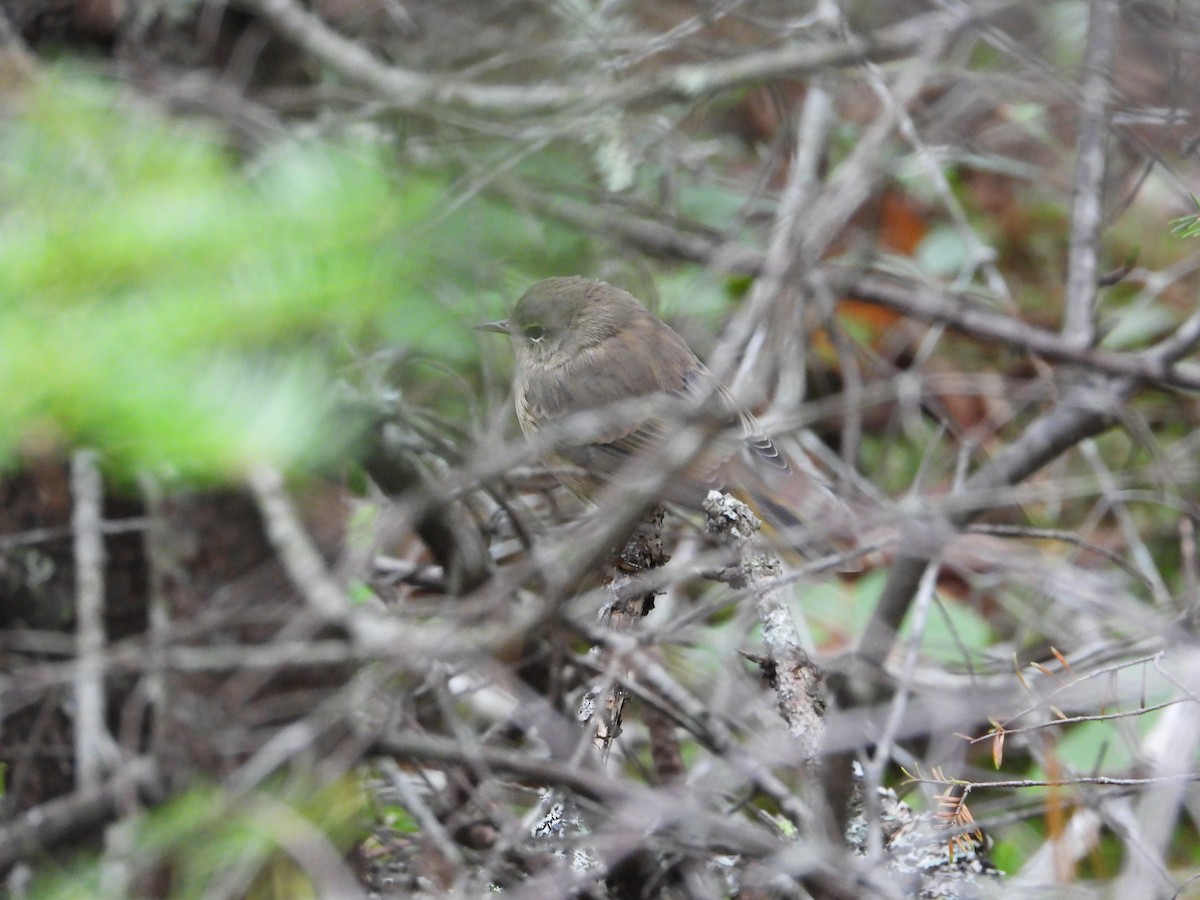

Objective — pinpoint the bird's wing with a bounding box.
[519,317,702,463]
[520,317,783,497]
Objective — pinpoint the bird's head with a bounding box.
[477,276,648,369]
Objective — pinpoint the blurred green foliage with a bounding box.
[0,72,452,481]
[1171,195,1200,239]
[29,776,367,899]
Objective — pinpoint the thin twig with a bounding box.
[1061,0,1118,348]
[71,450,114,790]
[136,473,172,761]
[246,464,347,621]
[235,0,1027,117]
[507,188,1200,391]
[857,375,1130,671]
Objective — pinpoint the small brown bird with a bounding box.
[478,276,844,541]
[478,279,1118,610]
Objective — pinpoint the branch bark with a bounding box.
[1062,0,1118,348]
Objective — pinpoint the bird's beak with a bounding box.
[474,319,511,335]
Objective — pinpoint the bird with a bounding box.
[476,276,847,545]
[476,278,1113,608]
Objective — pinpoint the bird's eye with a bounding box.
[523,324,546,342]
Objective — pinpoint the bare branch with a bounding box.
[512,190,1200,391]
[1062,0,1118,347]
[71,450,115,790]
[234,0,1027,117]
[246,463,348,621]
